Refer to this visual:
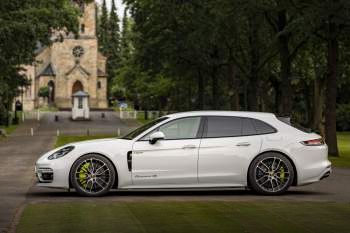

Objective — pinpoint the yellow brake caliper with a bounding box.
[79,163,90,185]
[279,166,285,183]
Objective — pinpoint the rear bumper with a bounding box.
[297,160,332,186]
[320,166,332,180]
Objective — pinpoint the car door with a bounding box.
[131,117,203,187]
[198,116,262,186]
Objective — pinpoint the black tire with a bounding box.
[70,154,116,197]
[248,152,294,195]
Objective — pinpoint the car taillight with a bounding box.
[301,138,325,146]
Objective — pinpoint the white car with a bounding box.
[35,111,331,197]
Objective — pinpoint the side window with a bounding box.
[206,116,242,138]
[159,117,201,140]
[242,118,256,136]
[252,119,276,134]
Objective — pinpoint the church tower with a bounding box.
[77,1,97,38]
[20,0,108,111]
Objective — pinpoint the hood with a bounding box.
[66,138,133,150]
[38,138,133,163]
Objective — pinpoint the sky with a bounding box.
[96,0,125,18]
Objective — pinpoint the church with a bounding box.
[20,1,108,111]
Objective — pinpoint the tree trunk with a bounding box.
[247,15,259,111]
[312,77,324,133]
[277,10,292,116]
[325,22,339,156]
[247,75,259,111]
[197,69,204,110]
[212,67,219,109]
[228,62,240,110]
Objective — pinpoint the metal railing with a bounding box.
[118,109,175,120]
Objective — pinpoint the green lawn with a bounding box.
[17,202,350,233]
[39,106,58,112]
[0,124,18,135]
[330,132,350,167]
[136,111,155,124]
[55,135,116,148]
[0,124,19,140]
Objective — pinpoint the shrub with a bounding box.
[38,86,50,98]
[337,104,350,131]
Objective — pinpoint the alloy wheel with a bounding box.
[74,157,112,195]
[254,157,291,193]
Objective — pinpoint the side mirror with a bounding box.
[149,131,165,145]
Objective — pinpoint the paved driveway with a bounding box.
[0,112,134,233]
[0,120,54,233]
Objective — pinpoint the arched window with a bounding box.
[81,24,85,34]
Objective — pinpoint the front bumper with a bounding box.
[35,166,54,183]
[35,161,70,189]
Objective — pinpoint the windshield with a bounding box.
[122,117,169,140]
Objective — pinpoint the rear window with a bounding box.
[252,119,277,134]
[204,116,276,138]
[278,117,312,133]
[206,116,242,138]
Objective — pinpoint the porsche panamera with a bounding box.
[35,111,331,197]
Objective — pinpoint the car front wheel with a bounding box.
[248,152,294,195]
[70,154,116,197]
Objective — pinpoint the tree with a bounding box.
[121,0,350,159]
[298,0,350,156]
[105,0,122,98]
[120,7,133,64]
[98,0,109,55]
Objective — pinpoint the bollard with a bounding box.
[117,128,121,137]
[37,109,40,121]
[31,128,34,136]
[57,130,60,137]
[22,112,25,122]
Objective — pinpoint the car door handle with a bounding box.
[236,142,251,147]
[182,145,197,149]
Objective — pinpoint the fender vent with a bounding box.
[127,151,132,172]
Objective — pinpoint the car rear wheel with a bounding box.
[70,154,115,197]
[248,152,294,195]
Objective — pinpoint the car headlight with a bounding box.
[48,146,75,160]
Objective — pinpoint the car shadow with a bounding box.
[26,187,328,200]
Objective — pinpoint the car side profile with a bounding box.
[35,111,331,197]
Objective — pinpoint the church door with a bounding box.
[72,81,84,95]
